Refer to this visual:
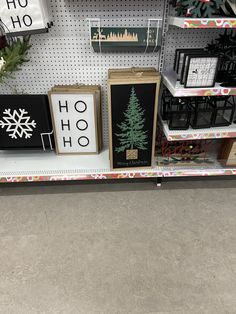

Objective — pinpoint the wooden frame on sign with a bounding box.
[48,86,102,155]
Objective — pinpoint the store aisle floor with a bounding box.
[0,179,235,314]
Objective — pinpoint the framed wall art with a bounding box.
[108,67,161,170]
[0,0,51,36]
[180,52,210,85]
[184,55,219,88]
[174,48,204,81]
[90,27,161,53]
[0,94,53,150]
[48,85,102,155]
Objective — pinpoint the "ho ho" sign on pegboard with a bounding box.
[0,0,51,35]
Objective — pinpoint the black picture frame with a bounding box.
[180,51,209,85]
[174,48,204,81]
[0,95,54,150]
[184,54,219,88]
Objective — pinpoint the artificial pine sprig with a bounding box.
[0,36,31,83]
[173,0,226,18]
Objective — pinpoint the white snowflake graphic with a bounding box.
[0,109,37,139]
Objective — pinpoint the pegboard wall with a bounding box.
[164,5,223,71]
[0,0,226,145]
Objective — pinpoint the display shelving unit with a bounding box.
[159,10,236,180]
[0,0,236,184]
[168,16,236,29]
[0,149,235,183]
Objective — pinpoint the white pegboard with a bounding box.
[0,0,164,145]
[164,4,227,71]
[164,28,224,72]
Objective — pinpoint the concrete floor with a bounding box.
[0,178,236,314]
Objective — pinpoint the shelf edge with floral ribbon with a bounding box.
[162,166,236,177]
[168,16,236,29]
[0,149,163,183]
[0,149,236,182]
[161,120,236,141]
[161,153,236,177]
[162,71,236,97]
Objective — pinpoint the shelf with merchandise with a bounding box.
[168,16,236,29]
[87,17,162,53]
[162,70,236,97]
[0,149,163,183]
[161,119,236,141]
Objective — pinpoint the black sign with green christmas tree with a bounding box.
[110,84,157,169]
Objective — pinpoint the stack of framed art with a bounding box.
[48,85,102,155]
[108,67,161,170]
[174,48,219,88]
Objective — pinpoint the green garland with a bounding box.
[174,0,226,17]
[0,36,31,83]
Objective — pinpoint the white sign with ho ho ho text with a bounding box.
[0,0,49,34]
[49,92,100,155]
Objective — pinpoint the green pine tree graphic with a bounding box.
[115,86,148,153]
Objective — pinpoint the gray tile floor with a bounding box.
[0,178,236,314]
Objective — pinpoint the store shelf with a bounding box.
[168,16,236,29]
[0,149,235,182]
[162,165,236,177]
[162,120,236,141]
[0,149,162,183]
[162,71,236,97]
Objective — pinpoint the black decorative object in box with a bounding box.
[161,93,191,130]
[206,30,236,87]
[189,97,214,129]
[161,89,236,131]
[161,88,173,121]
[0,95,54,150]
[211,96,235,127]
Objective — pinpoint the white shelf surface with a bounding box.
[0,149,162,182]
[162,71,236,97]
[0,149,235,182]
[169,16,236,29]
[162,120,236,141]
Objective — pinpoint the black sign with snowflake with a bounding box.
[0,95,53,150]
